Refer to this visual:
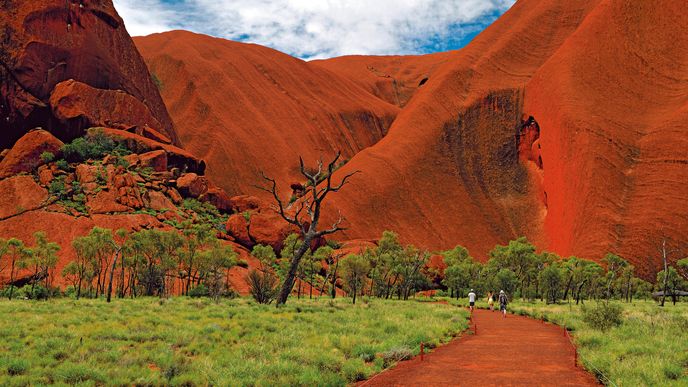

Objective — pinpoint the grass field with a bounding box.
[508,300,688,386]
[0,297,468,386]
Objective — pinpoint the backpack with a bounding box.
[499,293,508,304]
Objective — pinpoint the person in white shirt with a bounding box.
[468,289,476,311]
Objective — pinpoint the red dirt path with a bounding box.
[361,309,598,386]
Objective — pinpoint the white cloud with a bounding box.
[114,0,515,59]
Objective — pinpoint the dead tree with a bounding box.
[260,152,359,306]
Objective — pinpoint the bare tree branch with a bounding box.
[257,172,303,229]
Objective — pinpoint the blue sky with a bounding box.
[114,0,515,60]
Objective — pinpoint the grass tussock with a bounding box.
[0,297,468,385]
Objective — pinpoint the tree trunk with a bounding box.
[106,249,120,303]
[276,235,312,305]
[661,239,668,307]
[8,257,16,300]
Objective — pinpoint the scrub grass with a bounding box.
[509,300,688,386]
[0,297,468,386]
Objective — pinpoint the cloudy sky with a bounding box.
[114,0,515,60]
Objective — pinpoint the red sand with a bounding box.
[361,309,598,386]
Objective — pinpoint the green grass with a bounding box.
[508,300,688,386]
[0,297,468,386]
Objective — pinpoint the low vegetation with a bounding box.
[0,297,468,385]
[508,300,688,386]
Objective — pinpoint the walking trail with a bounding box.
[361,308,598,386]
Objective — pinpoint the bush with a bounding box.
[19,284,55,300]
[6,358,29,375]
[40,151,55,163]
[381,346,413,367]
[61,128,130,162]
[188,284,209,298]
[583,302,623,331]
[55,159,69,171]
[247,269,279,304]
[49,176,68,199]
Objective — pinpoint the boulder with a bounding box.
[0,130,64,179]
[101,129,205,174]
[0,1,176,148]
[176,173,209,198]
[225,205,297,252]
[37,166,54,186]
[229,195,267,213]
[0,175,49,219]
[87,190,131,214]
[146,190,177,212]
[49,80,166,140]
[167,187,183,204]
[139,150,168,172]
[199,186,232,212]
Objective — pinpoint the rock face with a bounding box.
[135,31,399,197]
[49,79,165,137]
[0,0,177,147]
[311,52,453,108]
[319,0,688,277]
[225,196,297,253]
[0,129,63,178]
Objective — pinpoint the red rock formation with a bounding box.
[135,31,399,197]
[523,0,688,275]
[0,129,63,178]
[225,196,298,252]
[0,0,176,147]
[312,52,453,108]
[49,79,165,136]
[315,1,590,256]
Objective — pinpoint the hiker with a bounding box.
[499,290,508,318]
[487,291,494,311]
[468,289,476,312]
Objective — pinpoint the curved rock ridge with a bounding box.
[524,0,688,275]
[323,0,601,260]
[134,30,400,197]
[312,51,454,108]
[0,0,177,148]
[320,0,688,276]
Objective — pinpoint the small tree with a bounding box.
[4,239,30,300]
[260,152,358,306]
[247,269,279,304]
[198,243,237,301]
[29,232,60,294]
[539,263,562,304]
[340,254,370,304]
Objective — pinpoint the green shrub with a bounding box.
[583,302,623,331]
[247,269,279,304]
[19,284,55,300]
[40,151,55,163]
[6,358,29,375]
[49,176,68,199]
[55,159,69,171]
[188,284,209,298]
[61,128,130,162]
[352,344,376,362]
[381,346,413,367]
[236,259,249,268]
[53,362,106,384]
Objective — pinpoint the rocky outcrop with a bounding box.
[0,175,48,219]
[0,0,177,148]
[225,195,298,252]
[135,31,399,197]
[101,128,205,174]
[0,129,63,178]
[49,79,165,138]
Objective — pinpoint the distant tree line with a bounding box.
[0,222,239,301]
